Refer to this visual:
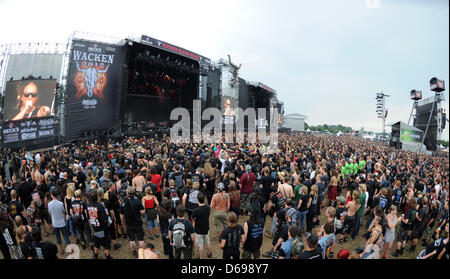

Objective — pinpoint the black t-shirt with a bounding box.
[298,195,309,212]
[87,202,109,232]
[298,246,322,259]
[20,241,33,259]
[189,173,204,190]
[414,206,429,228]
[425,238,446,259]
[107,191,119,211]
[428,208,439,227]
[30,190,45,211]
[336,207,347,221]
[401,208,415,230]
[18,182,33,208]
[34,241,58,259]
[70,199,88,221]
[120,197,144,228]
[260,175,276,198]
[158,211,172,233]
[271,191,286,212]
[220,225,244,256]
[415,182,425,193]
[8,200,24,218]
[205,173,216,192]
[243,220,264,252]
[191,204,210,235]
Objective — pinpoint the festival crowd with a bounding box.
[0,132,448,259]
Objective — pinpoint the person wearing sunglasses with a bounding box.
[12,81,50,120]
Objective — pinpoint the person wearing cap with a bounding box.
[337,249,350,259]
[210,183,230,240]
[240,165,256,216]
[298,232,322,259]
[48,189,71,255]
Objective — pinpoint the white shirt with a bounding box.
[434,184,441,199]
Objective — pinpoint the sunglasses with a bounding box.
[23,93,37,98]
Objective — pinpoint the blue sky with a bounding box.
[0,0,448,139]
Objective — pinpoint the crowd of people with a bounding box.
[0,131,448,259]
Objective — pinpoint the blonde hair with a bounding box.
[75,189,82,198]
[193,182,200,190]
[66,185,75,198]
[310,185,319,198]
[16,226,26,243]
[15,215,23,227]
[301,185,308,195]
[145,186,153,195]
[359,184,367,192]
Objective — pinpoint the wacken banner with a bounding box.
[65,40,124,140]
[2,116,55,145]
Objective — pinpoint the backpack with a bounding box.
[379,196,388,210]
[172,220,187,249]
[174,173,183,190]
[168,189,181,209]
[393,189,402,205]
[31,192,43,208]
[187,189,199,207]
[408,209,417,225]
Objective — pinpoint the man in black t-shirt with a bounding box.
[422,200,440,246]
[168,205,195,259]
[191,192,212,259]
[298,232,322,259]
[70,190,92,250]
[410,197,429,252]
[120,186,145,258]
[220,211,244,259]
[393,199,417,257]
[87,189,112,259]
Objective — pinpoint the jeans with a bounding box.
[297,210,308,231]
[352,213,362,239]
[270,215,277,234]
[54,226,71,245]
[144,215,159,229]
[66,216,78,236]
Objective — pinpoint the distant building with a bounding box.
[282,113,308,131]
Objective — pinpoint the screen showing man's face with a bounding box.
[21,82,39,108]
[2,79,56,121]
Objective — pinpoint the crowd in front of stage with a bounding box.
[0,132,448,259]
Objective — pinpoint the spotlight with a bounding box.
[430,77,445,92]
[410,90,422,101]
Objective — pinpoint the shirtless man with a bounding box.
[339,191,361,243]
[132,170,146,197]
[210,183,230,239]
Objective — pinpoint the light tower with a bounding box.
[376,92,390,135]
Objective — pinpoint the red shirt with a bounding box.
[151,174,162,193]
[240,172,256,194]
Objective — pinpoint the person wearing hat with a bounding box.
[240,165,256,216]
[210,183,230,240]
[298,232,322,259]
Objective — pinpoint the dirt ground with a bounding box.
[40,203,421,259]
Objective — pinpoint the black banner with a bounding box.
[2,116,55,145]
[65,40,124,140]
[140,35,211,65]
